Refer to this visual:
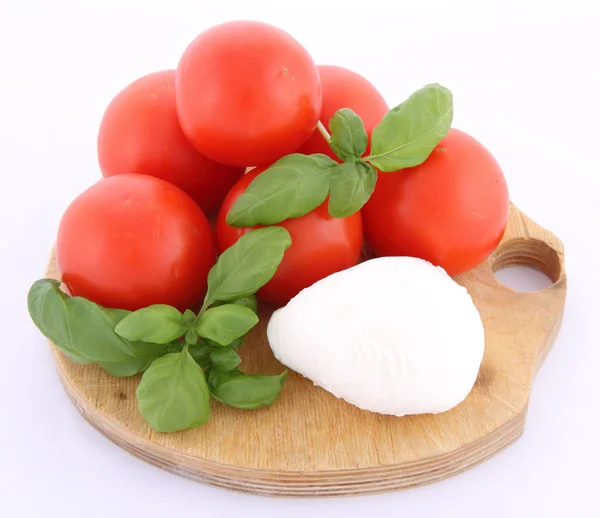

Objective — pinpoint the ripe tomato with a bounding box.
[97,70,244,213]
[176,21,322,167]
[296,65,389,160]
[216,168,363,306]
[362,128,509,276]
[56,174,216,312]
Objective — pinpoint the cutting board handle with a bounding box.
[490,204,565,285]
[474,203,567,379]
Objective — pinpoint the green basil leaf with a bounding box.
[188,341,211,369]
[227,336,244,350]
[208,368,287,409]
[136,349,211,432]
[27,279,168,376]
[203,335,244,350]
[61,350,93,364]
[98,358,158,377]
[368,83,453,172]
[114,305,185,344]
[225,153,338,227]
[196,304,258,346]
[205,227,291,305]
[328,160,378,218]
[28,279,82,360]
[328,108,368,161]
[185,328,198,345]
[182,309,196,327]
[209,347,241,372]
[212,294,258,315]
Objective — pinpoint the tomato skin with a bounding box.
[97,70,244,213]
[296,65,389,160]
[56,174,216,312]
[176,21,322,167]
[362,128,509,276]
[216,169,363,307]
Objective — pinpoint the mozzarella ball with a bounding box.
[267,257,485,416]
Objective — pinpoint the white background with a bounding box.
[1,1,599,516]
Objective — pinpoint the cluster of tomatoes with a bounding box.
[56,20,509,313]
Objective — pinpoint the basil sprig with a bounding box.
[226,83,453,226]
[28,227,291,433]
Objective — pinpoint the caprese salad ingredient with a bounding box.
[175,20,322,167]
[362,128,510,275]
[267,256,485,416]
[29,227,291,432]
[98,70,244,213]
[56,174,215,312]
[216,167,363,306]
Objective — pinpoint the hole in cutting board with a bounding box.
[494,265,554,292]
[491,238,561,292]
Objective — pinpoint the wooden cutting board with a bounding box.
[44,203,566,497]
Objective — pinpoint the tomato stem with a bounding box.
[316,120,331,144]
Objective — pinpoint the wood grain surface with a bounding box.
[44,203,566,496]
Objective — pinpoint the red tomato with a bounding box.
[176,21,322,167]
[296,65,389,160]
[56,174,216,312]
[97,70,244,213]
[216,168,363,306]
[362,128,509,276]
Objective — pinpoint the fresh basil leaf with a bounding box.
[367,83,453,172]
[208,368,287,409]
[115,304,185,344]
[27,279,168,376]
[212,294,258,315]
[98,358,158,377]
[203,335,244,350]
[189,341,211,369]
[185,328,198,345]
[209,347,241,372]
[28,279,82,361]
[136,349,211,432]
[196,304,258,346]
[227,336,244,350]
[205,227,291,305]
[61,350,93,364]
[182,309,196,327]
[328,108,368,161]
[327,160,378,218]
[225,153,338,227]
[164,342,186,354]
